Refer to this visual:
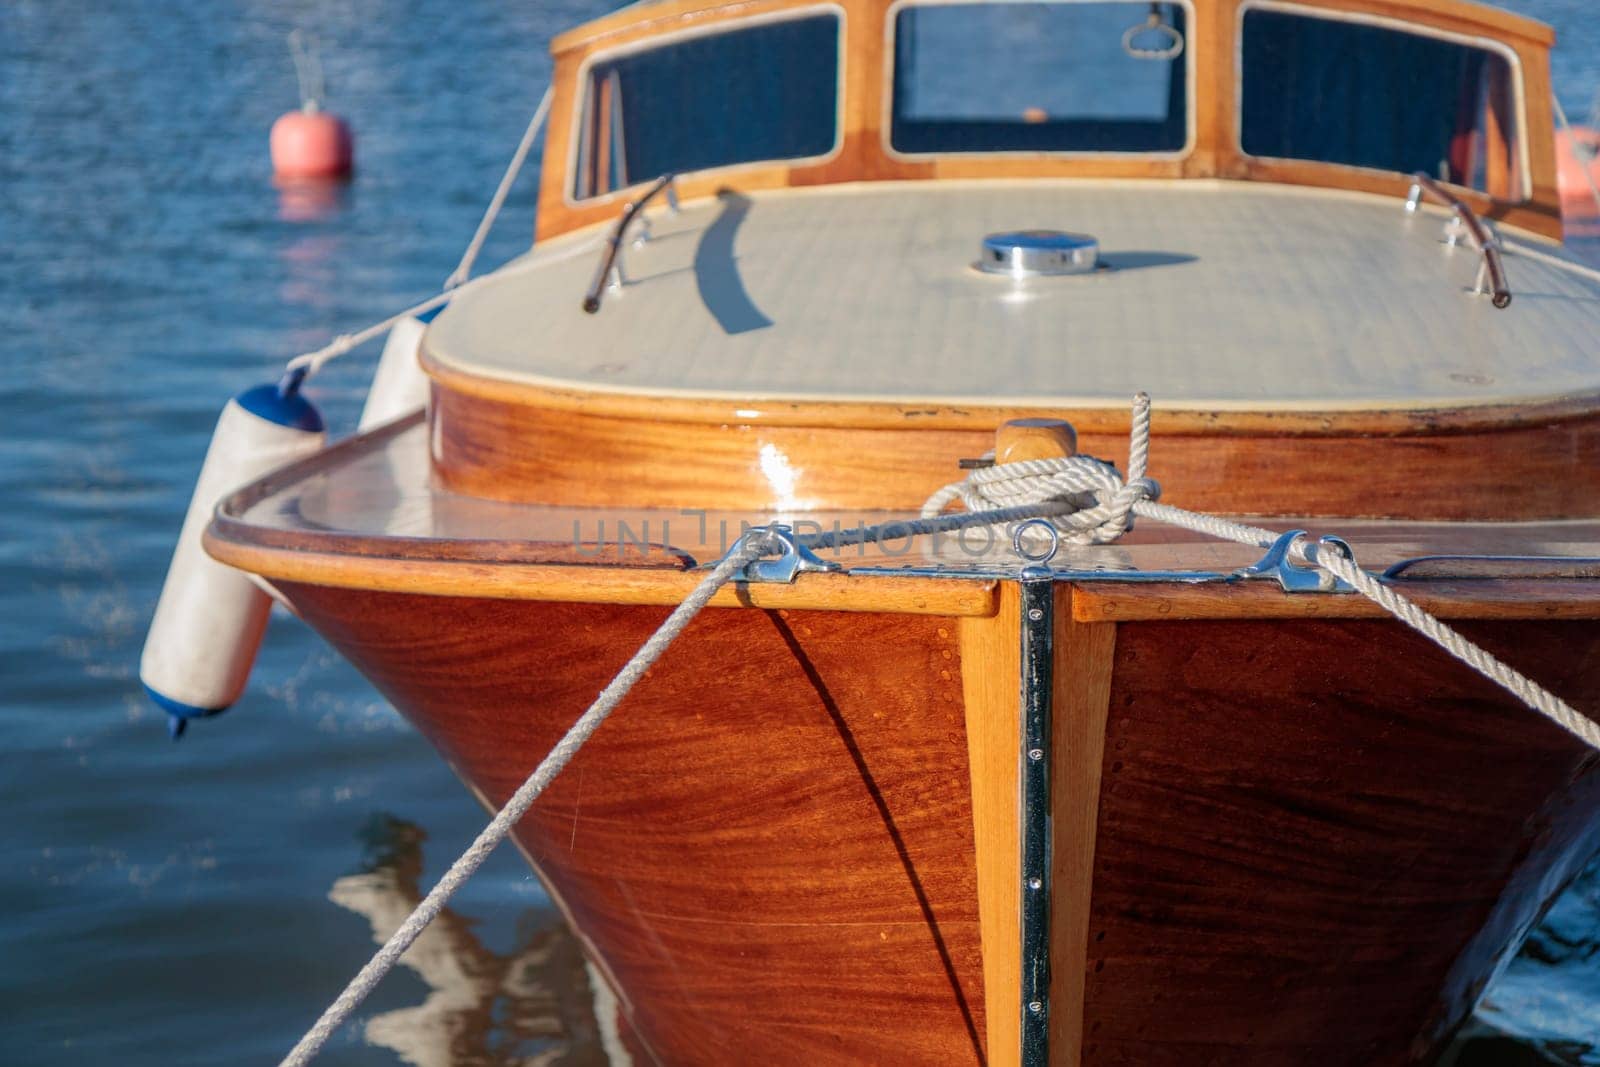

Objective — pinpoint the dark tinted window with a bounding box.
[1240,9,1522,196]
[891,2,1189,154]
[574,14,840,199]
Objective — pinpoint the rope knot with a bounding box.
[921,396,1161,546]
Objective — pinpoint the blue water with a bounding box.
[2,2,1597,1064]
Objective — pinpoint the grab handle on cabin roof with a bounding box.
[583,173,679,314]
[1406,172,1512,309]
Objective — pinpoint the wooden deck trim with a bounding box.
[209,515,1600,625]
[1050,600,1117,1067]
[209,519,1600,624]
[202,529,1000,617]
[1071,579,1600,621]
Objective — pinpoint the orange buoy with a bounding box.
[272,31,353,182]
[1556,126,1600,221]
[270,105,353,181]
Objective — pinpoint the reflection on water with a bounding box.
[1449,862,1600,1066]
[275,178,351,225]
[333,816,611,1067]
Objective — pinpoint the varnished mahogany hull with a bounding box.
[275,582,1600,1066]
[1087,619,1600,1066]
[284,588,989,1066]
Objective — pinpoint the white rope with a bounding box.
[1501,236,1600,286]
[1312,545,1600,750]
[284,290,455,378]
[1555,95,1600,223]
[278,530,780,1067]
[445,86,554,290]
[922,394,1278,549]
[921,395,1152,544]
[284,85,553,381]
[923,394,1600,752]
[287,30,326,112]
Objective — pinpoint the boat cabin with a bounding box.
[416,0,1599,523]
[535,0,1562,241]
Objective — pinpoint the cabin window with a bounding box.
[889,1,1190,155]
[1239,8,1525,200]
[572,13,840,199]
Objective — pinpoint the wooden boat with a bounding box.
[171,0,1600,1062]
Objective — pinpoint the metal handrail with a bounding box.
[582,173,678,314]
[1406,172,1512,309]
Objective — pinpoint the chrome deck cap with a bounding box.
[977,230,1100,276]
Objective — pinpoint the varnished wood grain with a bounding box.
[1188,0,1231,179]
[1518,40,1563,226]
[996,419,1078,465]
[424,356,1600,435]
[280,586,989,1066]
[1081,617,1600,1065]
[1049,604,1117,1067]
[428,380,1600,520]
[205,529,998,616]
[960,583,1023,1067]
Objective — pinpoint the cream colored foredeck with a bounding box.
[426,180,1600,412]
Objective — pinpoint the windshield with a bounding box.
[890,1,1189,155]
[1240,7,1524,198]
[572,12,840,200]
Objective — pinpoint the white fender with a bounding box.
[357,306,440,431]
[140,381,325,736]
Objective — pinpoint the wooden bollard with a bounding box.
[995,417,1077,464]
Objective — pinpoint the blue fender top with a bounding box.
[234,382,325,432]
